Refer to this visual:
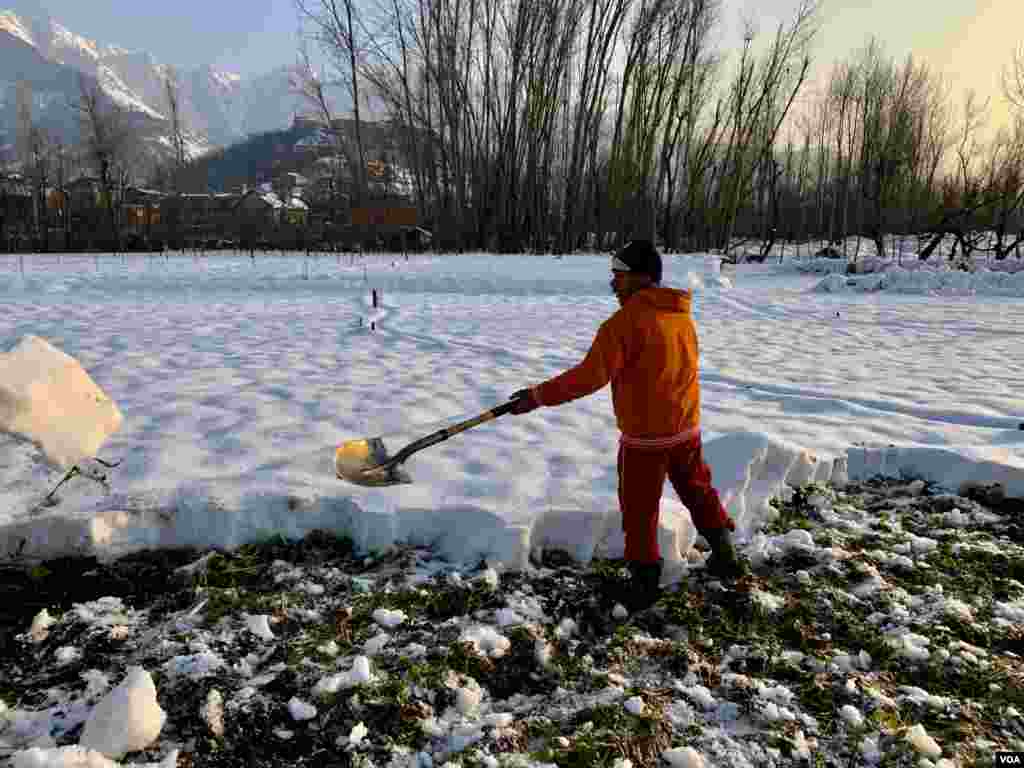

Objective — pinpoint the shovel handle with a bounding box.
[386,401,517,468]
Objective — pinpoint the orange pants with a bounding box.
[617,435,735,564]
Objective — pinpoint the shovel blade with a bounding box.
[335,437,413,487]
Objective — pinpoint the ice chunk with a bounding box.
[662,746,706,768]
[11,746,179,768]
[79,666,166,759]
[202,689,225,737]
[372,608,407,628]
[288,697,318,721]
[624,696,644,715]
[456,684,482,715]
[350,655,373,684]
[840,705,864,728]
[905,723,942,758]
[0,335,124,468]
[534,638,553,668]
[479,567,500,589]
[28,609,58,643]
[245,614,275,641]
[348,722,368,745]
[555,617,577,639]
[782,529,814,551]
[495,608,524,627]
[461,626,512,658]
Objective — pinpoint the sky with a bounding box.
[21,0,1022,129]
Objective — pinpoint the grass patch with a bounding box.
[764,483,835,535]
[350,579,503,626]
[529,700,673,768]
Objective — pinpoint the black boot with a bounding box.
[699,527,749,581]
[626,558,663,613]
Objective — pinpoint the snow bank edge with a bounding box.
[2,436,1021,569]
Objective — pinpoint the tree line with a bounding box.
[294,0,1024,258]
[9,0,1024,259]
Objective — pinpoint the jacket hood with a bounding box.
[630,285,691,314]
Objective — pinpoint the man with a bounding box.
[509,240,745,613]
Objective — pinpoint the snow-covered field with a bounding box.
[1,248,1023,567]
[2,247,1024,768]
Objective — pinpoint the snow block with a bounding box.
[530,506,613,564]
[393,503,532,570]
[702,431,842,540]
[591,499,696,569]
[79,666,166,759]
[11,746,180,768]
[0,335,123,468]
[846,443,1024,498]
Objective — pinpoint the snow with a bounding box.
[455,684,483,715]
[662,746,705,767]
[200,689,224,737]
[10,747,178,768]
[623,696,644,715]
[207,68,242,90]
[77,667,165,759]
[287,697,317,721]
[244,614,275,641]
[372,608,407,628]
[0,335,124,468]
[346,721,368,745]
[0,11,35,47]
[839,704,864,728]
[96,65,165,120]
[905,723,943,758]
[28,609,58,643]
[49,22,100,62]
[460,626,511,658]
[310,655,378,696]
[1,251,1023,569]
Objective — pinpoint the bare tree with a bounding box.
[290,46,362,233]
[16,80,50,245]
[75,74,132,249]
[163,65,188,188]
[716,0,817,254]
[295,0,370,208]
[978,115,1024,259]
[916,89,988,260]
[1003,43,1024,112]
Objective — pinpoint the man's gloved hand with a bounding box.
[509,388,540,415]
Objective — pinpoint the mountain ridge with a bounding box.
[0,7,306,159]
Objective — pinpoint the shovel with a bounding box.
[335,400,518,487]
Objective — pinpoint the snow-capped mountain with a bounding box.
[0,7,304,158]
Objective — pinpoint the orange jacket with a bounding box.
[531,286,701,443]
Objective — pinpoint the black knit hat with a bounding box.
[612,239,662,284]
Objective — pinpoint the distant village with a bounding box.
[0,117,434,254]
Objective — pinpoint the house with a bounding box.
[235,190,284,245]
[156,193,217,247]
[65,177,102,211]
[211,193,242,236]
[284,196,309,227]
[121,188,163,236]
